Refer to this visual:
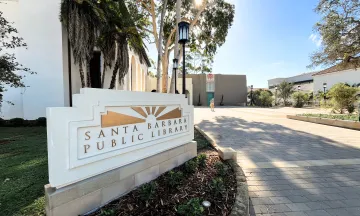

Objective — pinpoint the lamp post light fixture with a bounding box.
[178,21,190,96]
[275,86,278,106]
[173,58,179,94]
[250,85,254,106]
[323,82,327,105]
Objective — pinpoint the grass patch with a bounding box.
[298,113,359,122]
[0,127,47,216]
[0,127,209,215]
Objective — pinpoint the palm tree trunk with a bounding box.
[101,62,106,88]
[109,59,120,89]
[86,60,91,87]
[79,63,85,88]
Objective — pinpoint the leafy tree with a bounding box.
[309,0,360,68]
[0,11,34,112]
[129,0,235,92]
[183,48,213,74]
[278,81,294,106]
[327,83,358,113]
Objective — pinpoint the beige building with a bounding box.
[187,74,247,106]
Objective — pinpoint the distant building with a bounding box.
[312,64,360,93]
[268,72,317,92]
[187,74,247,106]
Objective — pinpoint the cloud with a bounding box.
[309,33,322,47]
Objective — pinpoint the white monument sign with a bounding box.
[47,89,194,188]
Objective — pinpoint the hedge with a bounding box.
[0,117,46,127]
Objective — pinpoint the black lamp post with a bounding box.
[275,86,278,106]
[323,82,327,105]
[178,21,190,96]
[173,58,179,94]
[250,85,254,106]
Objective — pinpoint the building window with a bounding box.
[206,82,215,92]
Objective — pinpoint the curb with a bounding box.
[194,126,249,216]
[287,115,360,131]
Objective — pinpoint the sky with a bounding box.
[146,0,324,88]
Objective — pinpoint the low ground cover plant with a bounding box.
[298,113,359,122]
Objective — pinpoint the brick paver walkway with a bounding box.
[195,107,360,216]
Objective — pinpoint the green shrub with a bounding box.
[177,198,204,216]
[248,89,273,107]
[185,159,198,174]
[197,154,207,168]
[0,118,5,126]
[8,118,24,127]
[99,209,115,216]
[328,83,358,113]
[258,91,273,107]
[292,92,309,108]
[166,171,184,187]
[139,182,157,201]
[210,177,225,196]
[215,162,227,176]
[36,117,46,126]
[347,104,355,113]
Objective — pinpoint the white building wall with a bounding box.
[313,69,360,93]
[1,0,149,119]
[1,0,65,119]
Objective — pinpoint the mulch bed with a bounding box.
[88,147,237,216]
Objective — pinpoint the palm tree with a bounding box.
[103,0,149,89]
[60,0,150,89]
[60,0,105,88]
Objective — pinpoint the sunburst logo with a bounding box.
[101,106,182,128]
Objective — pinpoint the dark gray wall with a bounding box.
[214,74,247,106]
[187,74,207,106]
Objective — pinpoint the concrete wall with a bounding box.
[313,69,360,93]
[187,74,207,106]
[187,74,247,106]
[146,77,193,105]
[214,74,247,106]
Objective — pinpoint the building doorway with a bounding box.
[90,51,101,88]
[207,92,214,106]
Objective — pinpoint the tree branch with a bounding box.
[146,0,159,50]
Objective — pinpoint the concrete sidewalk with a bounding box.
[195,107,360,216]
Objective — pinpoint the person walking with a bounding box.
[210,98,215,112]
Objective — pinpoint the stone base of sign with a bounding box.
[45,141,197,216]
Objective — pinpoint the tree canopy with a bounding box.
[0,11,34,111]
[309,0,360,68]
[129,0,235,92]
